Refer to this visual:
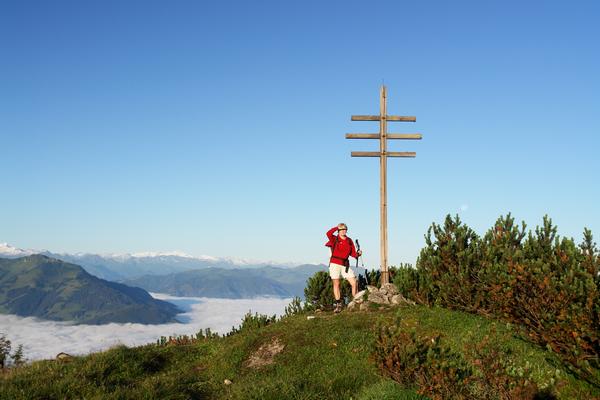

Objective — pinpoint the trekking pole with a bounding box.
[356,239,368,288]
[358,240,368,285]
[345,238,358,274]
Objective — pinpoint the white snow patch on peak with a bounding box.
[194,254,220,262]
[0,243,35,257]
[1,243,308,267]
[130,251,195,259]
[218,256,302,267]
[78,250,220,262]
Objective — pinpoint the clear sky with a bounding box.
[1,0,599,267]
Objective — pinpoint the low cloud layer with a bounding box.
[0,294,293,362]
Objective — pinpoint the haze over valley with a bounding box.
[0,243,316,361]
[0,294,292,361]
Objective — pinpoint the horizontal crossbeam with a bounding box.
[346,133,422,140]
[351,115,416,122]
[351,151,417,158]
[388,116,417,122]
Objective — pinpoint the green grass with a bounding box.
[1,305,599,399]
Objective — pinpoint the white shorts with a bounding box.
[329,262,356,280]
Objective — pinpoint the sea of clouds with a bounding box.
[0,294,293,362]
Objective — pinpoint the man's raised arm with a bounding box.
[326,226,338,242]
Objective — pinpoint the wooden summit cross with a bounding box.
[346,85,422,284]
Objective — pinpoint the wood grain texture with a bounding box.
[346,133,380,139]
[387,134,422,140]
[346,133,422,139]
[351,115,380,121]
[380,86,388,284]
[387,115,416,122]
[351,151,381,157]
[351,115,416,122]
[387,151,416,157]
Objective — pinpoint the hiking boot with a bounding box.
[334,303,342,313]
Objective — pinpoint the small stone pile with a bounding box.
[347,283,415,311]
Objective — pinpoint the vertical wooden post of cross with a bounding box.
[346,85,422,284]
[379,86,388,285]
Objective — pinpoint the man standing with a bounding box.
[325,223,362,313]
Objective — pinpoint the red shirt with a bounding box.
[325,226,358,266]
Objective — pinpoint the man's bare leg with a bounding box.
[347,277,357,297]
[332,279,342,312]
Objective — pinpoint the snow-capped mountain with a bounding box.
[0,243,314,281]
[0,243,36,257]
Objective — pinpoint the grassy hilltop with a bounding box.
[1,304,599,400]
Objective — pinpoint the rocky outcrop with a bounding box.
[347,283,415,311]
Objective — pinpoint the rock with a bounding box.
[315,309,322,314]
[306,315,315,320]
[381,283,399,296]
[56,352,74,362]
[347,301,357,310]
[353,290,367,300]
[366,285,378,293]
[224,379,233,385]
[359,303,369,311]
[390,294,403,305]
[368,292,389,304]
[391,294,416,306]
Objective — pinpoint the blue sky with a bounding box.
[1,0,598,267]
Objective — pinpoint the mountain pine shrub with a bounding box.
[416,214,483,311]
[393,264,430,304]
[227,311,278,336]
[0,334,11,369]
[0,334,24,369]
[363,265,403,288]
[501,217,599,383]
[405,214,600,386]
[304,270,351,309]
[374,318,554,399]
[374,324,472,399]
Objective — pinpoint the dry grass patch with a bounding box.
[245,337,285,369]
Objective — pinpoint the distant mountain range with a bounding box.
[0,255,181,324]
[0,243,327,299]
[124,264,324,298]
[0,243,321,281]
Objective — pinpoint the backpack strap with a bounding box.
[330,236,354,269]
[330,236,339,255]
